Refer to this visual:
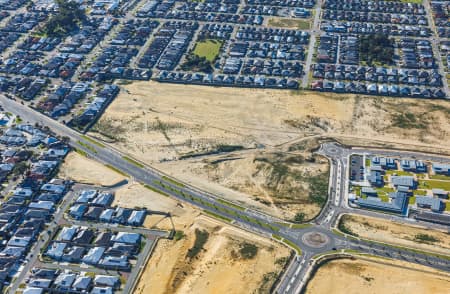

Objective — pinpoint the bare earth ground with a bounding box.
[134,216,290,294]
[59,158,292,294]
[156,149,329,220]
[341,214,450,255]
[111,181,199,230]
[58,152,126,186]
[89,82,450,219]
[91,82,450,162]
[306,257,450,294]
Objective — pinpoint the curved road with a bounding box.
[1,96,449,294]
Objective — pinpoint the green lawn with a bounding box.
[379,194,390,202]
[122,156,144,168]
[429,174,450,181]
[283,239,302,255]
[193,39,223,62]
[386,170,414,176]
[267,18,311,30]
[352,186,362,196]
[419,180,450,191]
[446,202,450,212]
[365,158,371,167]
[217,198,245,211]
[412,189,427,196]
[397,0,423,4]
[408,196,416,205]
[376,186,395,194]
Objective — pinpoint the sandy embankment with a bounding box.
[341,214,450,255]
[306,257,450,294]
[58,152,127,186]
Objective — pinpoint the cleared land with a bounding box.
[192,39,222,61]
[58,152,127,186]
[155,146,329,220]
[339,214,450,255]
[112,182,199,230]
[134,215,291,294]
[267,17,311,30]
[61,160,292,294]
[90,82,450,217]
[306,257,450,294]
[91,82,450,162]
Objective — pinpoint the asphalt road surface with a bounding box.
[1,95,449,294]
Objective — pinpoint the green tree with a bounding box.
[294,212,306,222]
[13,161,29,176]
[43,0,86,37]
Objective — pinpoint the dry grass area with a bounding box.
[91,82,450,163]
[58,152,127,186]
[340,214,450,255]
[135,216,291,294]
[89,81,450,218]
[306,257,450,294]
[60,155,292,294]
[156,147,329,220]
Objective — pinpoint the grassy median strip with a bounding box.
[143,184,170,197]
[77,140,97,154]
[275,222,291,227]
[153,179,279,232]
[272,234,283,241]
[217,198,246,211]
[161,175,185,187]
[74,148,87,157]
[365,239,450,261]
[203,210,232,223]
[283,239,302,255]
[81,135,105,148]
[105,164,129,177]
[291,223,313,229]
[122,156,145,168]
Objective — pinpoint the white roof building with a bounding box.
[94,275,119,287]
[82,247,105,264]
[29,201,54,211]
[57,226,78,241]
[111,232,140,244]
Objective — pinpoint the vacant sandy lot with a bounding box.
[58,152,127,186]
[135,216,291,294]
[157,148,329,220]
[306,257,450,294]
[103,174,292,293]
[89,81,450,219]
[90,82,450,217]
[91,82,450,165]
[341,214,450,255]
[112,181,200,230]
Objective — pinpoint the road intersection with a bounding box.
[1,96,449,294]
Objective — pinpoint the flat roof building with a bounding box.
[358,192,408,215]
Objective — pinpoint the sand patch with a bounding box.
[341,214,450,255]
[58,152,126,186]
[154,149,329,220]
[306,257,450,294]
[112,182,200,230]
[135,215,291,294]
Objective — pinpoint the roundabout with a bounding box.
[301,231,330,249]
